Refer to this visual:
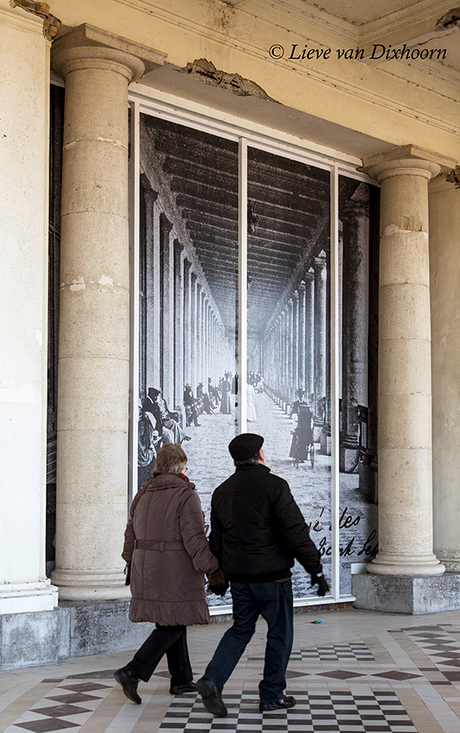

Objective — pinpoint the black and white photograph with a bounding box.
[137,115,379,603]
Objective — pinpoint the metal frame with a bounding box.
[128,85,377,608]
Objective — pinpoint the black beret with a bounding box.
[228,433,264,461]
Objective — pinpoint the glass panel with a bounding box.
[247,147,332,598]
[338,176,379,595]
[138,115,238,605]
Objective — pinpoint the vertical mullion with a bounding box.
[238,138,248,432]
[129,100,140,501]
[330,164,340,599]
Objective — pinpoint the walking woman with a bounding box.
[114,443,220,703]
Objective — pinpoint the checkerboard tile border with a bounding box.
[158,689,417,732]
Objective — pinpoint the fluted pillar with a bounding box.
[363,147,446,577]
[51,25,165,600]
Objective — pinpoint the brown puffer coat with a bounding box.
[122,473,219,626]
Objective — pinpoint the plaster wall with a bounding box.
[0,0,57,611]
[430,179,460,569]
[50,0,460,161]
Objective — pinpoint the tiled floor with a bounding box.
[3,608,460,732]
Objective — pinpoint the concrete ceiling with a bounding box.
[301,0,448,27]
[300,0,460,72]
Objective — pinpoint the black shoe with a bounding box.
[196,676,227,717]
[259,695,296,711]
[114,666,142,704]
[170,681,197,695]
[184,435,192,441]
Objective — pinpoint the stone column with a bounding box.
[160,215,173,405]
[281,312,287,402]
[190,273,198,390]
[287,299,293,402]
[298,282,306,392]
[292,292,299,393]
[305,271,315,401]
[313,254,327,417]
[430,176,460,571]
[173,241,184,409]
[362,147,447,577]
[0,3,58,613]
[196,284,202,389]
[143,186,158,395]
[51,25,165,600]
[183,259,192,387]
[340,185,369,472]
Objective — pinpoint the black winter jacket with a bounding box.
[209,463,322,582]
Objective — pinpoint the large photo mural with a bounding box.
[137,113,379,604]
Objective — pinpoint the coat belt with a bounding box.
[134,539,184,552]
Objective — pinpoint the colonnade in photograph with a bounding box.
[257,253,327,416]
[140,175,234,413]
[252,184,370,469]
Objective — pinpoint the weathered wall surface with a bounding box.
[50,0,460,161]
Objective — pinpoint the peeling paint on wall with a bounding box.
[69,277,86,292]
[181,58,276,101]
[383,221,426,236]
[9,0,61,39]
[98,275,114,286]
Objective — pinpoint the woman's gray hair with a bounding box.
[154,443,187,474]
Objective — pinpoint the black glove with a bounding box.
[311,572,329,597]
[207,568,229,597]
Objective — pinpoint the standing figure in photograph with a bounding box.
[208,377,220,407]
[246,381,257,422]
[289,390,314,464]
[114,444,222,703]
[219,373,232,414]
[196,433,329,717]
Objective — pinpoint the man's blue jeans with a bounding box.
[204,579,293,703]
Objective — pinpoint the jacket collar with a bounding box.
[143,473,195,491]
[235,463,271,474]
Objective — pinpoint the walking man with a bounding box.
[197,433,329,717]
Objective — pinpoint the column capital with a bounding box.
[362,145,456,184]
[341,182,370,219]
[51,23,166,82]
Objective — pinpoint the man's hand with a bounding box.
[207,568,229,596]
[311,572,329,597]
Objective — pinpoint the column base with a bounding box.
[51,569,131,601]
[0,599,151,670]
[435,550,460,573]
[352,572,460,614]
[367,553,445,576]
[0,581,58,615]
